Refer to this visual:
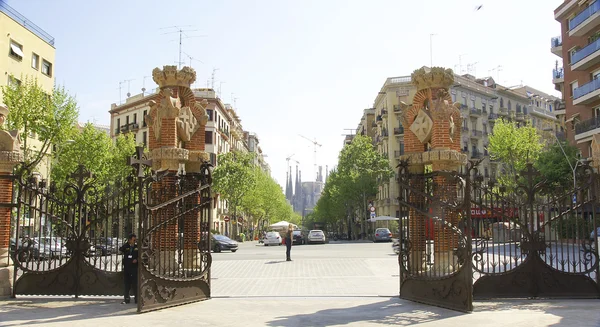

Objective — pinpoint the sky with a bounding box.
[9,0,563,190]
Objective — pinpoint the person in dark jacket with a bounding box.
[119,233,138,304]
[285,224,293,261]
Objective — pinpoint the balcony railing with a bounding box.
[394,150,403,158]
[381,109,388,117]
[472,151,483,159]
[462,126,469,132]
[571,38,600,65]
[569,1,600,31]
[575,116,600,135]
[471,130,483,137]
[573,78,600,99]
[470,108,482,116]
[376,115,383,123]
[553,68,564,79]
[0,2,55,46]
[393,105,400,112]
[551,36,562,48]
[381,128,389,138]
[120,123,140,133]
[393,127,404,135]
[488,113,498,120]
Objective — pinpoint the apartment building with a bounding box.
[554,0,600,159]
[0,2,56,180]
[360,67,559,219]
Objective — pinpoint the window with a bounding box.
[133,113,137,124]
[125,115,129,125]
[116,118,120,129]
[142,110,147,127]
[7,76,21,87]
[508,100,512,110]
[500,98,504,108]
[207,109,214,121]
[9,41,23,60]
[142,131,147,146]
[571,81,579,98]
[31,53,39,69]
[41,60,52,76]
[205,131,213,144]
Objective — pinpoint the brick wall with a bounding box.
[0,174,13,249]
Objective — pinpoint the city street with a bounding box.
[2,241,600,327]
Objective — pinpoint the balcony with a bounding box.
[515,112,525,121]
[381,128,389,140]
[575,116,600,141]
[381,109,388,118]
[551,36,563,57]
[393,127,404,135]
[488,113,498,121]
[120,122,140,133]
[573,78,600,105]
[376,115,383,125]
[571,38,600,71]
[552,68,564,84]
[472,151,483,159]
[469,108,482,117]
[393,104,401,113]
[569,1,600,37]
[471,130,483,138]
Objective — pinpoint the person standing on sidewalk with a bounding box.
[120,233,138,304]
[285,224,293,261]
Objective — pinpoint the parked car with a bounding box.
[374,228,393,242]
[307,230,326,244]
[263,231,282,246]
[212,234,239,253]
[292,230,305,245]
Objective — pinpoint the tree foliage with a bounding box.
[241,166,292,229]
[2,76,79,171]
[535,141,580,190]
[51,123,136,187]
[488,119,543,188]
[312,134,392,232]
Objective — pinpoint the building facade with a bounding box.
[109,87,268,236]
[554,0,600,160]
[359,67,560,220]
[0,2,56,180]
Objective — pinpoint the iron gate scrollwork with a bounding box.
[397,161,473,313]
[12,165,139,297]
[137,160,213,313]
[470,162,600,299]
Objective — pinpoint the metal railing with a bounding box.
[0,2,55,46]
[381,109,388,116]
[393,105,400,112]
[553,68,564,80]
[571,38,600,65]
[573,78,600,99]
[488,113,498,120]
[471,130,483,137]
[569,1,600,31]
[470,108,482,116]
[393,127,404,135]
[551,36,562,48]
[472,151,483,158]
[575,116,600,135]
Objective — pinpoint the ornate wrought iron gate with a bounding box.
[11,148,213,313]
[397,162,473,313]
[137,161,213,313]
[470,163,600,299]
[12,165,139,296]
[398,160,600,312]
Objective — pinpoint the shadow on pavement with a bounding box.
[0,297,135,326]
[265,261,286,264]
[266,297,462,326]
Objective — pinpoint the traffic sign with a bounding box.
[224,216,230,222]
[370,212,376,218]
[370,206,376,212]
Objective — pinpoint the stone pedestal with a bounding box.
[182,249,201,270]
[0,149,23,297]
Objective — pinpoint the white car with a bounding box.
[307,230,326,244]
[263,231,282,246]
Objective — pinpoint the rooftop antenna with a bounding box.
[161,25,207,69]
[211,68,219,89]
[430,33,437,67]
[142,76,150,95]
[218,81,226,98]
[458,54,468,74]
[124,78,135,98]
[467,62,478,76]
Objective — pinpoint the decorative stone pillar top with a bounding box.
[186,150,210,173]
[0,103,23,173]
[149,147,189,172]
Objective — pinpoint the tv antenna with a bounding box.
[182,51,203,69]
[211,68,219,89]
[117,79,135,105]
[218,81,226,98]
[142,76,150,95]
[161,26,207,69]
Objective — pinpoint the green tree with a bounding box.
[313,134,392,236]
[213,151,256,236]
[51,124,136,187]
[488,119,543,188]
[535,140,580,190]
[2,76,78,172]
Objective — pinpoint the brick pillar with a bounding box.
[0,149,23,296]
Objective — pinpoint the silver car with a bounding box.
[374,228,393,242]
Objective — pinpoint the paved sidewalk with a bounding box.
[0,296,599,327]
